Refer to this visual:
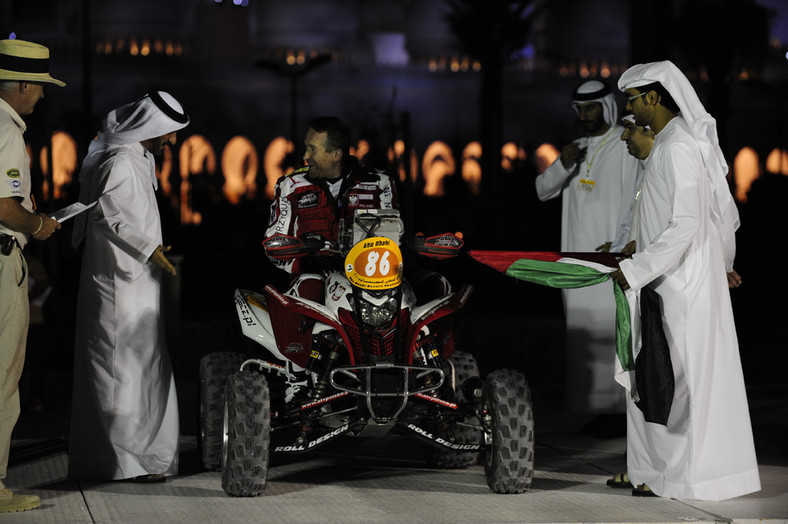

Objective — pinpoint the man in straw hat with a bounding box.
[535,80,643,434]
[68,90,188,482]
[610,60,758,500]
[0,38,64,513]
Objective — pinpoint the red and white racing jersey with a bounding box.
[265,158,398,273]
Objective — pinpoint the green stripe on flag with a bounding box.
[506,258,609,288]
[505,258,633,371]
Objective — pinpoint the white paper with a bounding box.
[49,201,97,223]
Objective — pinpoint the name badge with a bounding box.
[578,179,595,192]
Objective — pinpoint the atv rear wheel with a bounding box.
[483,369,535,494]
[221,371,271,497]
[199,352,246,470]
[423,351,482,469]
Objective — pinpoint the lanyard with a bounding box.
[585,126,617,178]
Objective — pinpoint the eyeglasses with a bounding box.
[627,92,647,102]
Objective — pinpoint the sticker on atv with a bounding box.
[344,236,403,290]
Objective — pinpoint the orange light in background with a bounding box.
[407,148,419,183]
[25,132,788,214]
[171,139,201,225]
[387,139,418,184]
[765,148,788,175]
[179,135,217,182]
[174,135,217,220]
[222,136,259,204]
[501,142,526,173]
[461,141,482,196]
[391,139,405,157]
[534,143,560,174]
[422,141,455,196]
[39,131,78,200]
[263,137,295,199]
[733,147,760,202]
[351,139,370,162]
[156,145,174,196]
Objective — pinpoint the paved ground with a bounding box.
[3,378,786,524]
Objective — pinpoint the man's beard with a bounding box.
[580,119,604,134]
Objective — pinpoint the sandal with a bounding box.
[632,483,657,497]
[131,474,166,483]
[606,472,633,489]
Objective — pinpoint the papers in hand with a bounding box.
[49,201,98,223]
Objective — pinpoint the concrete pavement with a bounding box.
[3,383,786,524]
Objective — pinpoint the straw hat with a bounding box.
[0,38,65,87]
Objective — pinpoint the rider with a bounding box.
[264,116,399,403]
[265,116,399,275]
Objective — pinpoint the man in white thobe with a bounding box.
[536,80,642,422]
[68,90,189,482]
[611,60,760,500]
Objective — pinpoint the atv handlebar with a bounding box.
[262,233,332,259]
[409,232,464,260]
[264,231,465,261]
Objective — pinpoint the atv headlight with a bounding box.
[349,295,399,328]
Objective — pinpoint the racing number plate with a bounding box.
[344,236,403,290]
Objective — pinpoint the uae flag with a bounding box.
[469,251,673,426]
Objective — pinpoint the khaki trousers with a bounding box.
[0,246,29,480]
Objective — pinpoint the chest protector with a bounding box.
[286,184,339,243]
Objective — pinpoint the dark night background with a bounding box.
[3,0,787,458]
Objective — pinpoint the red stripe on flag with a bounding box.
[468,251,563,273]
[468,250,619,273]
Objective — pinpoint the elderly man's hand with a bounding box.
[149,245,177,276]
[31,213,61,240]
[610,269,630,291]
[621,240,636,257]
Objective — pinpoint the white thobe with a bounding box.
[69,142,179,480]
[536,127,642,413]
[619,117,759,500]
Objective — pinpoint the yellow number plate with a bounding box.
[344,237,403,290]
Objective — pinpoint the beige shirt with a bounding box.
[0,97,33,248]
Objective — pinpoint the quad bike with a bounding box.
[199,209,535,496]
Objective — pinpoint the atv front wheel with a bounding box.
[199,352,246,470]
[423,351,482,469]
[221,371,271,497]
[483,369,535,494]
